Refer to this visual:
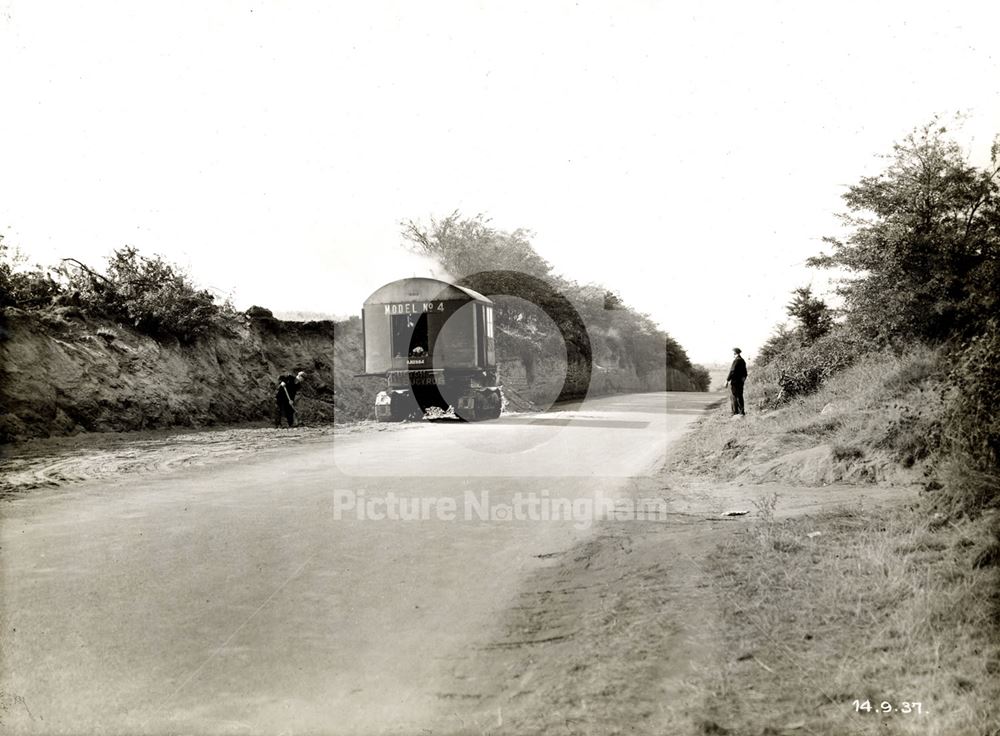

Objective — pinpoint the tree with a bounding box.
[402,212,562,335]
[402,211,707,390]
[664,334,692,374]
[756,323,797,368]
[688,364,711,392]
[786,286,833,344]
[808,120,1000,344]
[402,211,553,280]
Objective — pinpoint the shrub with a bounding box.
[245,305,275,319]
[756,324,798,368]
[754,329,862,408]
[942,320,1000,477]
[688,364,711,391]
[66,247,231,343]
[0,237,65,308]
[934,456,999,516]
[6,268,63,307]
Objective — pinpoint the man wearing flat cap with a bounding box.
[275,370,308,427]
[725,348,747,416]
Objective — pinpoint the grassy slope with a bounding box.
[670,346,944,487]
[700,506,999,736]
[670,348,1000,736]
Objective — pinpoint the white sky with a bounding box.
[2,1,998,363]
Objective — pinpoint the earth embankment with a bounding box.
[0,308,381,441]
[1,303,703,442]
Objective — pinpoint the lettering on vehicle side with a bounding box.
[383,302,447,315]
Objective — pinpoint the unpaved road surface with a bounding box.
[0,393,915,734]
[0,393,706,734]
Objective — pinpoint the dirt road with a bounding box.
[0,392,723,734]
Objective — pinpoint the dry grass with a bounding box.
[692,503,1000,736]
[669,346,945,485]
[931,454,1000,519]
[664,344,1000,734]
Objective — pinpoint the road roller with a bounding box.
[361,277,504,421]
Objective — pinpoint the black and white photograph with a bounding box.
[1,1,998,734]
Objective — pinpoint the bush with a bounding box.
[688,364,711,392]
[5,268,64,307]
[756,324,798,368]
[753,329,862,408]
[66,247,231,343]
[934,456,999,516]
[245,305,275,319]
[942,320,1000,476]
[0,238,65,308]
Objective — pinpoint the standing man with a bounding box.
[275,371,307,427]
[725,348,747,416]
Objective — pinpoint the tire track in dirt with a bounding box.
[0,423,417,499]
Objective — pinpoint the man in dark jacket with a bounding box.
[725,348,747,416]
[275,371,307,427]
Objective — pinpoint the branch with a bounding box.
[61,258,111,284]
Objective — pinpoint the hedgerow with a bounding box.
[1,242,234,343]
[0,238,63,309]
[66,247,233,343]
[943,323,1000,471]
[750,121,999,513]
[752,329,862,409]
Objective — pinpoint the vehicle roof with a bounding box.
[363,277,492,306]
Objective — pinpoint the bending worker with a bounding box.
[275,371,307,427]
